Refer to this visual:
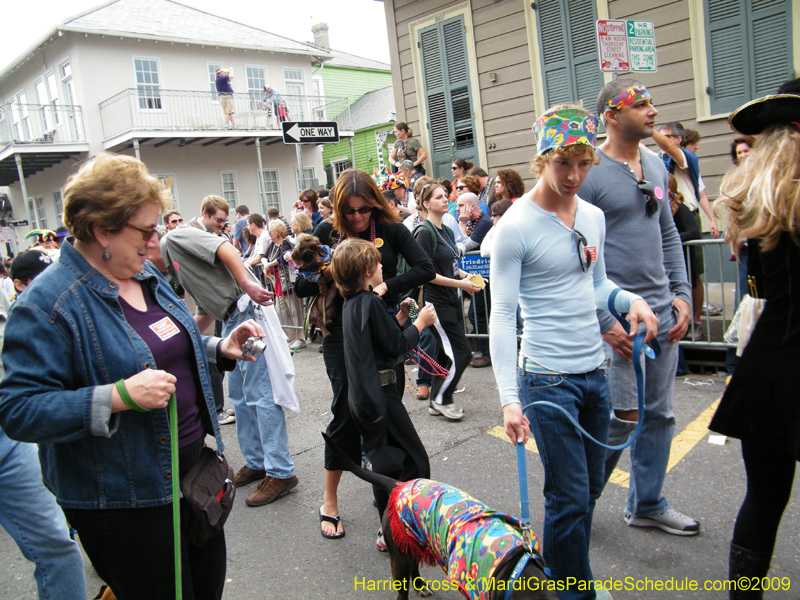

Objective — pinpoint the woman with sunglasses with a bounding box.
[293,169,434,542]
[0,154,263,599]
[491,105,657,598]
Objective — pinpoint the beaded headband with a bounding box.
[532,107,599,156]
[601,85,651,122]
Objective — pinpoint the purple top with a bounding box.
[119,283,205,448]
[215,74,233,94]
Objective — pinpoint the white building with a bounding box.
[0,0,353,254]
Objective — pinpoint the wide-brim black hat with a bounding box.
[729,94,800,135]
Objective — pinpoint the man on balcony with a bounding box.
[215,67,236,129]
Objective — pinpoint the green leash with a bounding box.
[169,394,182,599]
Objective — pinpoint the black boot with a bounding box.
[729,542,772,599]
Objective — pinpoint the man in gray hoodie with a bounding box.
[580,79,699,536]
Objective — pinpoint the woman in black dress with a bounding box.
[708,92,800,598]
[294,169,434,540]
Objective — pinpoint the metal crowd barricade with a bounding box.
[454,242,740,354]
[257,265,308,341]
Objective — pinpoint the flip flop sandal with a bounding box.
[319,507,345,539]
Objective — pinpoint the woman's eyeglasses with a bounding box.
[456,185,468,192]
[451,166,458,171]
[126,223,159,241]
[572,229,593,273]
[344,206,373,216]
[637,180,658,217]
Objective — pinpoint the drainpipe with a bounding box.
[13,154,28,255]
[255,137,265,210]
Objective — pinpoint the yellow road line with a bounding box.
[486,397,721,489]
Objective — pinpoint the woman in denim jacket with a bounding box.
[0,153,262,600]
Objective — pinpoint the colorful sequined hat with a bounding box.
[379,173,408,191]
[728,94,800,136]
[532,107,599,155]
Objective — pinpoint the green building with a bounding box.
[311,24,395,183]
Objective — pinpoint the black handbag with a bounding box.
[179,446,236,546]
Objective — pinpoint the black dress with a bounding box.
[293,220,434,472]
[709,233,800,460]
[342,290,431,514]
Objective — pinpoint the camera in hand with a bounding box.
[241,337,267,359]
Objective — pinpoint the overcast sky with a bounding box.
[2,0,392,71]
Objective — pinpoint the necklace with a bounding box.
[432,221,459,259]
[335,219,377,249]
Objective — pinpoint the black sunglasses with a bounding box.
[456,185,468,191]
[637,179,658,217]
[344,206,373,216]
[572,229,593,273]
[169,218,183,224]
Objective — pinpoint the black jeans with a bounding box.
[64,439,226,600]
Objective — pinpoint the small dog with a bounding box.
[322,433,557,600]
[292,234,336,337]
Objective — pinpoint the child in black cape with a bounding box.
[329,238,436,518]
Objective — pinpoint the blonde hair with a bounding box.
[63,153,171,243]
[292,211,313,233]
[413,176,437,212]
[268,219,287,237]
[329,238,380,298]
[720,126,800,252]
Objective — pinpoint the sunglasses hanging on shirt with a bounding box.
[637,179,658,217]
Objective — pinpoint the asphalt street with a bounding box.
[2,341,798,599]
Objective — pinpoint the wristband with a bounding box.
[116,379,151,412]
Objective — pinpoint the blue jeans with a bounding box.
[0,428,86,600]
[604,306,678,518]
[223,303,295,479]
[520,368,609,600]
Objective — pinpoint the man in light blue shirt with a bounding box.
[491,104,657,600]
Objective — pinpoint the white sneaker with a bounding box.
[428,403,464,420]
[288,339,306,350]
[216,411,236,425]
[624,508,700,536]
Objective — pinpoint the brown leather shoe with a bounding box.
[245,475,299,507]
[470,355,491,368]
[416,385,430,400]
[234,465,266,487]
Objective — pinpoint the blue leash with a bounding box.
[507,292,661,595]
[524,289,661,452]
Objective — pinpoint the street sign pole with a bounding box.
[296,145,305,192]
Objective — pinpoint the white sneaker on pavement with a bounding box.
[289,339,307,350]
[624,508,700,536]
[429,403,465,421]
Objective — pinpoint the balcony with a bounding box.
[99,89,353,146]
[0,103,89,186]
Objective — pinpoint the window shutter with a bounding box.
[706,0,791,114]
[419,26,450,156]
[443,19,474,151]
[537,0,604,111]
[750,0,792,96]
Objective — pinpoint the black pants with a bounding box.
[64,439,226,600]
[322,327,363,471]
[429,301,472,406]
[732,441,796,553]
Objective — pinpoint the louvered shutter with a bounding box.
[705,0,791,114]
[419,16,478,179]
[537,0,604,112]
[705,0,749,114]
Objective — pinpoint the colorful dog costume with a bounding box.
[389,479,541,600]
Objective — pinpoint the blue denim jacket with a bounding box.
[0,242,225,509]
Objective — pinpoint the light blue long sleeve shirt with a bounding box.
[489,195,641,407]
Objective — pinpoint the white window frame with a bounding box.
[220,170,238,206]
[258,168,281,213]
[207,61,222,102]
[295,166,316,192]
[330,157,351,181]
[33,70,61,132]
[36,195,48,230]
[312,75,326,120]
[59,57,82,142]
[283,67,306,120]
[9,91,32,141]
[245,64,268,110]
[132,55,163,112]
[152,173,179,212]
[52,189,63,225]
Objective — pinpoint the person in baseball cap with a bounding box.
[10,250,53,299]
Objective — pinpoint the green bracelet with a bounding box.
[116,380,150,413]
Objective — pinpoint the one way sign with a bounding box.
[282,121,340,144]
